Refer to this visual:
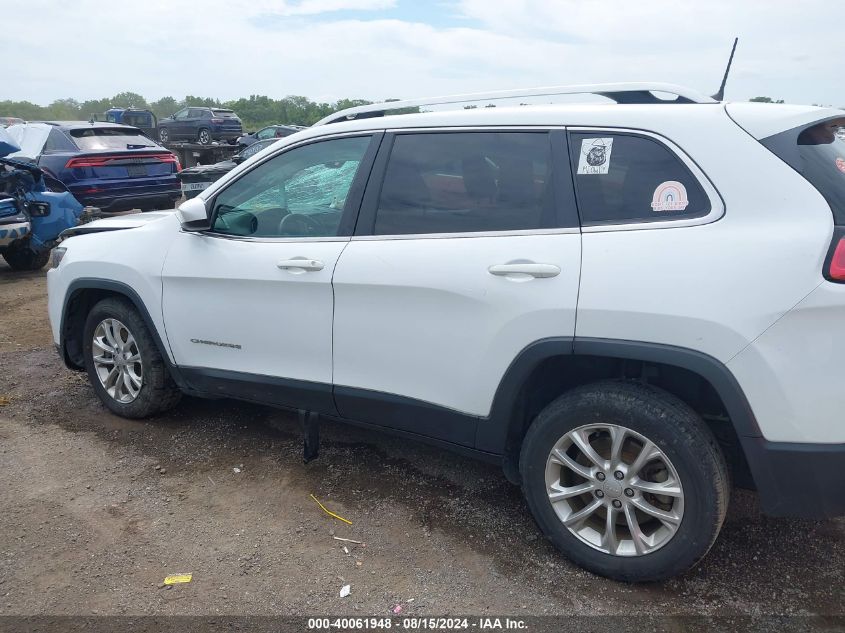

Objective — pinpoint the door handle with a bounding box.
[277,258,324,272]
[488,263,560,278]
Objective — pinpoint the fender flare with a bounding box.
[475,336,761,455]
[60,278,188,389]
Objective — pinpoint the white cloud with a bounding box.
[2,0,843,107]
[274,0,396,16]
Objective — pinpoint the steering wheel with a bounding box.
[278,212,323,236]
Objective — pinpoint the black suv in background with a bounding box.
[157,107,242,145]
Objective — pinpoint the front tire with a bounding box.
[519,381,729,582]
[83,297,181,418]
[2,245,50,271]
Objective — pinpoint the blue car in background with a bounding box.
[5,122,181,212]
[157,107,243,145]
[0,127,84,270]
[104,108,157,139]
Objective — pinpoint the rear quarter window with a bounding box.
[43,128,76,152]
[569,132,711,226]
[761,118,845,225]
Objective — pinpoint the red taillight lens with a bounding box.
[155,153,179,165]
[830,238,845,281]
[65,153,179,169]
[65,156,112,168]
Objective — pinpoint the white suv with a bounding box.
[46,84,845,582]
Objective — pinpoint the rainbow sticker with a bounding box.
[651,181,689,212]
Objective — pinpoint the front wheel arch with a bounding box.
[60,281,180,387]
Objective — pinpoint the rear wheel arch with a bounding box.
[481,338,758,486]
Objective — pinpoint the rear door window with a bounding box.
[370,131,560,235]
[569,132,711,226]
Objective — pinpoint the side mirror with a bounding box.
[176,197,211,231]
[231,155,245,165]
[27,201,51,217]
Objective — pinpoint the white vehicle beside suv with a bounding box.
[46,83,845,582]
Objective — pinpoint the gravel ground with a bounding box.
[0,261,842,620]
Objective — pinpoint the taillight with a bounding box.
[830,237,845,281]
[65,153,179,168]
[65,156,112,168]
[155,153,179,166]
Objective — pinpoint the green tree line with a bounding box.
[3,92,840,131]
[0,91,378,131]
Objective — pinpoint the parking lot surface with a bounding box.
[0,261,842,618]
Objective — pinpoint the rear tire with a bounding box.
[158,127,169,143]
[3,245,50,271]
[519,380,729,582]
[197,128,211,145]
[83,297,181,418]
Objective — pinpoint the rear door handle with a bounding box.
[488,263,560,278]
[277,258,324,272]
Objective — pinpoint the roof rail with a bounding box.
[314,82,716,126]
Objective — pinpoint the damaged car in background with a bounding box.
[0,128,84,271]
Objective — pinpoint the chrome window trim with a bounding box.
[568,126,725,233]
[195,124,723,242]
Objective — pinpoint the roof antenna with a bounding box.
[711,37,739,101]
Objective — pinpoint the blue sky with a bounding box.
[4,0,844,107]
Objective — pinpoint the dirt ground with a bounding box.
[0,260,842,619]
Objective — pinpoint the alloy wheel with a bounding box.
[92,318,143,404]
[544,423,684,556]
[199,129,210,144]
[159,128,169,143]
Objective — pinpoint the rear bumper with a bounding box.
[741,437,845,519]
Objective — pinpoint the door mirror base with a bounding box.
[176,197,212,231]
